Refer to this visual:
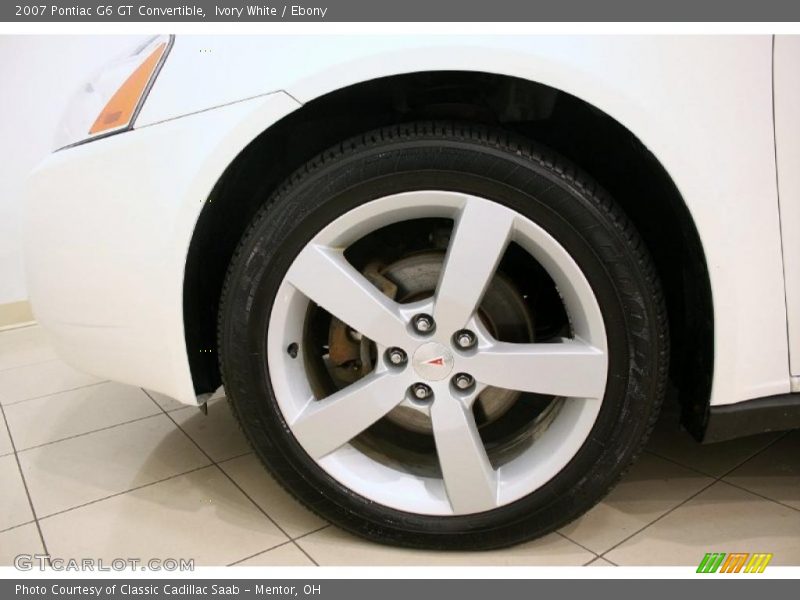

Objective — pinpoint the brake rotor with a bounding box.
[327,251,534,435]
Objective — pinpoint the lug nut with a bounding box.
[410,383,433,401]
[453,373,475,390]
[386,347,407,366]
[412,314,435,334]
[454,329,477,349]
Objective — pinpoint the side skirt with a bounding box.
[701,393,800,443]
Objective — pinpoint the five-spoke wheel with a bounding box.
[269,191,608,515]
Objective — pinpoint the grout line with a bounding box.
[37,464,214,521]
[292,523,331,542]
[556,445,716,554]
[0,402,50,560]
[13,410,164,454]
[0,357,59,375]
[0,520,37,535]
[215,450,256,464]
[142,388,191,414]
[555,531,600,560]
[595,430,791,563]
[1,380,109,408]
[643,428,790,480]
[718,478,800,515]
[283,539,318,567]
[641,448,721,479]
[644,438,800,511]
[710,430,789,475]
[227,540,295,566]
[140,388,197,414]
[143,389,320,567]
[139,389,203,414]
[593,481,714,562]
[290,527,330,566]
[162,405,193,413]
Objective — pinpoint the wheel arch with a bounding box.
[183,70,713,433]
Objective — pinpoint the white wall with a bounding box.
[0,35,144,305]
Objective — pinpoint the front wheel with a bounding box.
[219,123,668,549]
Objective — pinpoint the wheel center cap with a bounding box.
[412,342,454,381]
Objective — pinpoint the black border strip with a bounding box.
[7,1,800,22]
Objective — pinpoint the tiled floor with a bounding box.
[1,324,799,567]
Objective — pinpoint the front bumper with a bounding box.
[24,91,300,405]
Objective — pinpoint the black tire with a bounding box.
[218,122,668,550]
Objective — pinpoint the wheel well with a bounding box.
[183,71,713,430]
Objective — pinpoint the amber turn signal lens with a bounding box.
[89,42,167,135]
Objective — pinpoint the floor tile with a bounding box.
[234,543,316,566]
[0,326,57,371]
[0,524,44,566]
[559,453,713,554]
[297,526,594,566]
[145,390,187,412]
[219,454,325,538]
[724,430,800,511]
[0,411,12,456]
[18,414,211,517]
[0,359,102,406]
[645,403,781,477]
[605,481,800,566]
[3,382,160,450]
[0,454,34,530]
[586,557,616,567]
[170,397,250,462]
[39,466,290,566]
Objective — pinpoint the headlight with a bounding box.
[55,35,173,150]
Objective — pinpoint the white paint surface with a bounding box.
[0,35,143,304]
[774,35,800,375]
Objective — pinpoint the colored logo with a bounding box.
[412,342,454,381]
[696,552,773,573]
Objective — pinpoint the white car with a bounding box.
[24,34,800,549]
